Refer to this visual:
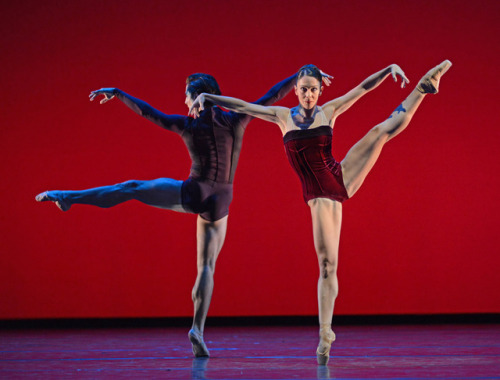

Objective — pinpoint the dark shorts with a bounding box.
[181,178,233,222]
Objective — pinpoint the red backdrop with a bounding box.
[1,0,499,319]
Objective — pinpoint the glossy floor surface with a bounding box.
[1,324,499,379]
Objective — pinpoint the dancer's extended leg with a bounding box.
[309,198,341,365]
[341,60,452,197]
[35,178,184,212]
[189,215,228,357]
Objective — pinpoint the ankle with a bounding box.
[190,326,203,336]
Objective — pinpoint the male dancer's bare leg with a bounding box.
[188,215,228,357]
[341,60,452,196]
[309,198,342,365]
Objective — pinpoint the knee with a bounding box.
[317,253,338,280]
[198,261,216,274]
[119,180,143,192]
[370,125,391,141]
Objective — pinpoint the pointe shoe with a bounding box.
[316,328,336,365]
[417,60,452,94]
[188,329,210,357]
[35,191,71,211]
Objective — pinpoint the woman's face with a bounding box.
[295,76,323,110]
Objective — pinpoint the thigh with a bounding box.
[136,178,185,212]
[309,198,342,264]
[341,124,389,197]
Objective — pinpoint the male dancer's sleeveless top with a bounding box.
[283,108,349,203]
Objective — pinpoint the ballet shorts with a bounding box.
[181,178,233,222]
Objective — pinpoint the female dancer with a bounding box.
[189,60,452,364]
[36,71,330,357]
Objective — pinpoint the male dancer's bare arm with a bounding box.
[322,64,409,120]
[89,88,185,134]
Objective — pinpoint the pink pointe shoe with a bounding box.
[417,59,452,94]
[316,327,336,365]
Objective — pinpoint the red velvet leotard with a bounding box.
[283,125,349,203]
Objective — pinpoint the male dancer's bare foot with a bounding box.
[417,60,452,94]
[188,328,209,357]
[316,326,336,365]
[35,191,71,211]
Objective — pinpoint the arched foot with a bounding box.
[35,191,71,211]
[316,328,336,365]
[417,59,452,94]
[188,328,210,358]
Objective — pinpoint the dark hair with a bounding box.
[297,64,322,84]
[186,78,218,110]
[186,73,221,96]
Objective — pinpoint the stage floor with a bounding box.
[1,324,499,379]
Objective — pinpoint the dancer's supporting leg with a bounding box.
[341,60,452,197]
[309,198,341,365]
[188,215,228,357]
[35,178,184,212]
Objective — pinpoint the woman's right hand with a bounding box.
[189,94,206,118]
[389,65,410,88]
[89,88,117,104]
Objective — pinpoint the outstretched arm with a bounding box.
[322,64,409,120]
[252,74,297,106]
[189,93,288,130]
[89,88,185,134]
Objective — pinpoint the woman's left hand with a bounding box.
[320,70,333,86]
[390,65,410,88]
[189,94,206,118]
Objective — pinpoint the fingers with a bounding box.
[191,95,205,117]
[320,70,333,79]
[398,72,410,88]
[89,90,99,101]
[89,88,116,103]
[189,107,199,118]
[188,104,199,118]
[320,70,333,87]
[189,100,204,119]
[99,94,114,104]
[391,67,410,89]
[89,88,114,104]
[322,76,332,86]
[402,74,410,88]
[392,70,398,82]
